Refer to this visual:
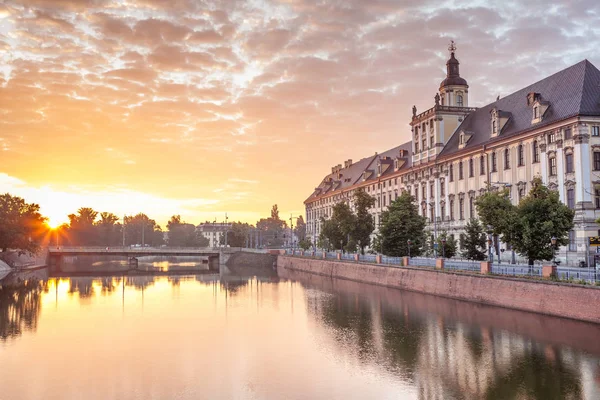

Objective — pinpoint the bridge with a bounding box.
[47,246,263,271]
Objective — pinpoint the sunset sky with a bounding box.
[1,0,599,227]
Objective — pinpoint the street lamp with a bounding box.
[551,236,557,266]
[407,239,412,258]
[487,225,493,263]
[441,238,446,259]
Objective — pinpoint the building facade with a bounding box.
[305,43,600,265]
[197,222,232,248]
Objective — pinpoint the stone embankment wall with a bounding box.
[278,256,600,324]
[226,252,277,276]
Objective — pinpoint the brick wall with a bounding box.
[277,256,600,324]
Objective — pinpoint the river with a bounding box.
[1,265,599,399]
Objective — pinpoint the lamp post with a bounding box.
[407,239,412,258]
[551,236,557,266]
[441,238,446,259]
[487,225,493,263]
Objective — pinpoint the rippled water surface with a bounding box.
[1,267,600,400]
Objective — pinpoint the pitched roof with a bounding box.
[440,60,600,157]
[305,141,412,203]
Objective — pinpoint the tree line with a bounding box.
[317,177,575,265]
[0,192,308,257]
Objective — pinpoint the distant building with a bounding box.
[196,222,232,248]
[305,42,600,265]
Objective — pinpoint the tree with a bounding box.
[225,222,252,247]
[256,204,287,247]
[298,238,312,251]
[352,188,376,254]
[475,188,515,257]
[460,219,488,260]
[67,207,99,245]
[294,215,306,240]
[319,217,342,251]
[379,192,427,256]
[124,214,163,247]
[95,212,120,246]
[0,193,47,255]
[437,231,457,258]
[167,215,206,247]
[318,202,356,251]
[510,177,574,265]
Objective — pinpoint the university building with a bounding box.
[305,43,600,265]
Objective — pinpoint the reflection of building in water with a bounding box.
[308,287,590,400]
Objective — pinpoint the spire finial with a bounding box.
[448,40,456,55]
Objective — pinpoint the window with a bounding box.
[469,158,474,177]
[480,156,485,175]
[422,185,426,200]
[459,161,464,180]
[518,187,525,201]
[421,203,426,217]
[394,178,397,185]
[533,140,539,163]
[459,198,464,220]
[415,187,419,202]
[441,182,445,197]
[450,200,455,220]
[457,94,463,107]
[430,136,435,148]
[449,164,454,182]
[430,206,434,221]
[564,127,572,140]
[594,152,600,170]
[593,126,600,137]
[569,230,576,251]
[469,197,474,218]
[504,148,510,169]
[492,120,497,134]
[567,188,575,209]
[491,152,497,172]
[415,142,419,153]
[430,182,434,198]
[565,153,574,173]
[383,196,386,207]
[596,189,600,208]
[534,106,539,119]
[549,157,557,176]
[518,144,524,166]
[548,132,555,143]
[441,204,445,220]
[422,137,427,151]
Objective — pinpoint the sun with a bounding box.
[46,216,65,230]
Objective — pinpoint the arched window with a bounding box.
[532,140,539,163]
[457,94,463,107]
[518,144,524,166]
[480,156,485,175]
[491,152,497,172]
[469,158,474,177]
[504,148,510,169]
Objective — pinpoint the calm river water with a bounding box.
[1,266,600,400]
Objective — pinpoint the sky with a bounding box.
[1,0,600,228]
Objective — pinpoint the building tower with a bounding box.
[439,40,469,108]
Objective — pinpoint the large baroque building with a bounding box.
[305,43,600,265]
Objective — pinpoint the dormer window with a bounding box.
[492,120,497,134]
[534,106,539,119]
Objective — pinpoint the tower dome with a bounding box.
[439,41,469,107]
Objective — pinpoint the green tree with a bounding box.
[475,188,515,257]
[319,202,356,251]
[0,193,47,255]
[511,177,574,265]
[319,217,343,251]
[437,231,457,258]
[298,238,312,251]
[352,188,375,254]
[460,219,488,260]
[379,192,427,256]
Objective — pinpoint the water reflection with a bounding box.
[0,280,44,340]
[0,268,598,400]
